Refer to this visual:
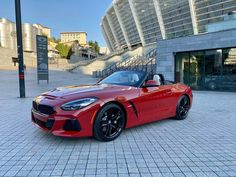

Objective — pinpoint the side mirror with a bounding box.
[143,80,159,87]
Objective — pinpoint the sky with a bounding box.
[0,0,111,46]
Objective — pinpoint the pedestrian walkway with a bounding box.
[0,68,98,99]
[0,69,236,177]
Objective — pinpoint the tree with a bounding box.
[49,37,61,44]
[88,41,100,53]
[55,43,70,58]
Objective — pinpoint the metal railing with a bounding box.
[96,48,157,78]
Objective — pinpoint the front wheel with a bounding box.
[174,95,190,120]
[93,103,125,142]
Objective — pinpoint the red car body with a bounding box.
[32,73,193,138]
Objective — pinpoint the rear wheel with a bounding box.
[175,95,190,120]
[93,103,125,142]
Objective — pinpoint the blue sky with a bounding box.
[0,0,111,46]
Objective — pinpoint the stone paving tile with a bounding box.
[0,69,236,177]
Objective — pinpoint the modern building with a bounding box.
[157,12,236,91]
[0,18,44,52]
[60,32,87,46]
[101,0,236,52]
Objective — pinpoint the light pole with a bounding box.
[15,0,25,98]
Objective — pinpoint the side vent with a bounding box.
[129,101,138,118]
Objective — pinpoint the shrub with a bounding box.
[55,43,70,58]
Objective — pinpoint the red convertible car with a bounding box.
[32,70,192,141]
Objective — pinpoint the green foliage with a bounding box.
[55,43,70,58]
[88,41,100,53]
[49,37,61,44]
[183,62,197,85]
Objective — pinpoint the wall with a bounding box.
[156,29,236,81]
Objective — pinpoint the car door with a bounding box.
[133,85,174,124]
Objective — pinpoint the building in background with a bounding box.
[0,17,46,52]
[156,12,236,92]
[60,32,87,46]
[99,47,110,55]
[101,0,236,52]
[33,24,51,38]
[0,18,17,50]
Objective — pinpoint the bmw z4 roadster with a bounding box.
[32,70,193,141]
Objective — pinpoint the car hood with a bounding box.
[42,84,133,99]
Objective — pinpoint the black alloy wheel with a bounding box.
[175,95,190,120]
[93,103,125,141]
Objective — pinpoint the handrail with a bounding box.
[97,48,157,78]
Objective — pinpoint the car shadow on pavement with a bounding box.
[33,116,183,143]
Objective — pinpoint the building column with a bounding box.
[153,0,166,39]
[101,24,115,52]
[106,15,121,49]
[128,0,146,46]
[188,0,198,35]
[113,2,132,50]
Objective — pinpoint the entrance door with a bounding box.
[204,50,222,90]
[189,51,205,89]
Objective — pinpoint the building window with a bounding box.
[175,48,236,91]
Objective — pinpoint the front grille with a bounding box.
[32,101,55,115]
[33,101,38,110]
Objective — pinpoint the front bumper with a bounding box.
[31,106,98,137]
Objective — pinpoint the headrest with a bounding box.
[153,74,161,85]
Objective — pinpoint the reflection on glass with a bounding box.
[204,50,222,90]
[190,51,204,89]
[175,48,236,91]
[175,53,189,85]
[222,48,236,91]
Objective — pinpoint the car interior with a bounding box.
[144,74,175,87]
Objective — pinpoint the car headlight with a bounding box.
[61,97,97,111]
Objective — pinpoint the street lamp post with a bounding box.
[15,0,25,98]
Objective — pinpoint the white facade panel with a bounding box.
[101,0,236,52]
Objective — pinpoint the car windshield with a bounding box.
[99,71,147,87]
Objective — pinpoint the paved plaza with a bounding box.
[0,69,236,177]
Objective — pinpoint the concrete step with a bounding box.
[73,47,143,75]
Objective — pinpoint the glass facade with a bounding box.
[133,0,162,44]
[116,0,141,46]
[175,48,236,91]
[103,17,119,50]
[159,0,194,38]
[102,0,236,52]
[195,0,236,33]
[108,8,127,48]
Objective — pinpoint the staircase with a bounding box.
[71,47,143,75]
[66,48,130,72]
[95,48,157,78]
[66,58,97,72]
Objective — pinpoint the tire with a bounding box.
[93,103,125,142]
[174,95,190,120]
[208,81,217,90]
